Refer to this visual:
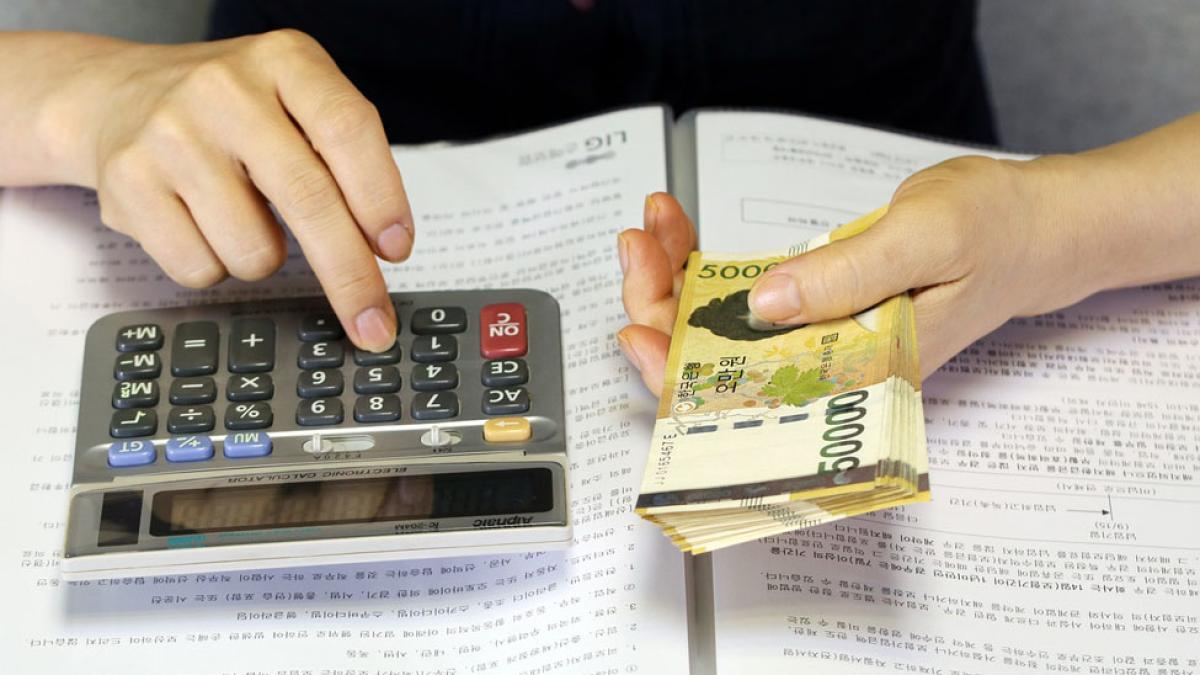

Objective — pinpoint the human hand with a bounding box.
[617,156,1104,393]
[46,30,410,351]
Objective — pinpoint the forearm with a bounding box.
[0,31,133,186]
[1033,112,1200,297]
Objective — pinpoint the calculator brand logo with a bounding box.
[473,516,533,528]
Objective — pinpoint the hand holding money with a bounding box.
[627,209,929,552]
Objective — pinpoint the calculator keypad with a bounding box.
[91,293,557,470]
[297,398,343,426]
[227,373,274,401]
[170,377,216,405]
[228,318,276,373]
[171,321,219,376]
[412,335,457,362]
[297,369,343,398]
[168,405,215,434]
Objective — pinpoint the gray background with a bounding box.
[3,0,1198,153]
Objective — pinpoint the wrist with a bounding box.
[33,33,140,186]
[1015,153,1134,310]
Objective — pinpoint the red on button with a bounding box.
[480,303,527,358]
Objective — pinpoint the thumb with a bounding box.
[747,212,931,324]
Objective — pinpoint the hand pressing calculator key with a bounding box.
[63,290,569,580]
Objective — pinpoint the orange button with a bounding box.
[483,417,532,442]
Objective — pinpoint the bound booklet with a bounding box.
[2,105,1196,674]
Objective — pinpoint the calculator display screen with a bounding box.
[149,468,553,535]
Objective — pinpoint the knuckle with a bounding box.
[181,59,241,97]
[255,28,320,57]
[225,239,286,281]
[795,247,862,314]
[313,94,379,145]
[101,146,154,188]
[280,165,342,218]
[143,111,197,155]
[323,263,380,304]
[170,261,226,289]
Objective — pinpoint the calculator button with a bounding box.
[224,431,273,459]
[112,380,159,409]
[480,303,527,358]
[482,359,528,387]
[116,324,163,352]
[228,317,276,373]
[108,439,156,467]
[113,352,161,381]
[170,377,216,405]
[297,369,343,398]
[354,394,402,423]
[483,387,530,415]
[171,321,219,376]
[354,366,401,394]
[410,391,459,420]
[227,373,274,402]
[412,363,458,391]
[298,341,344,369]
[225,402,273,430]
[411,335,457,362]
[354,342,401,366]
[298,313,343,341]
[296,398,344,426]
[110,409,157,438]
[168,405,215,434]
[483,417,532,443]
[165,435,214,462]
[411,307,467,334]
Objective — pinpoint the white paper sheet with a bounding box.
[0,107,690,674]
[694,111,1200,672]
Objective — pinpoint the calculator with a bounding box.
[62,289,569,580]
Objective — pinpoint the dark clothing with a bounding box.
[211,1,996,145]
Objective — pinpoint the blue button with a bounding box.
[224,431,272,458]
[166,435,214,462]
[108,440,156,467]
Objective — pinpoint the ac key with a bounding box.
[227,373,274,401]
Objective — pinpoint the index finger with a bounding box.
[270,32,415,262]
[242,125,397,352]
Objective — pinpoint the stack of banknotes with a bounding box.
[636,209,930,554]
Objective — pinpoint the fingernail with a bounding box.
[644,193,658,234]
[617,331,642,370]
[355,306,395,351]
[617,232,630,274]
[750,274,802,318]
[377,221,414,262]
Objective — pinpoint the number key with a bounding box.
[411,335,457,363]
[298,341,344,369]
[354,394,401,423]
[297,369,343,398]
[411,307,466,334]
[412,363,458,391]
[411,391,459,420]
[297,398,344,426]
[354,366,401,394]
